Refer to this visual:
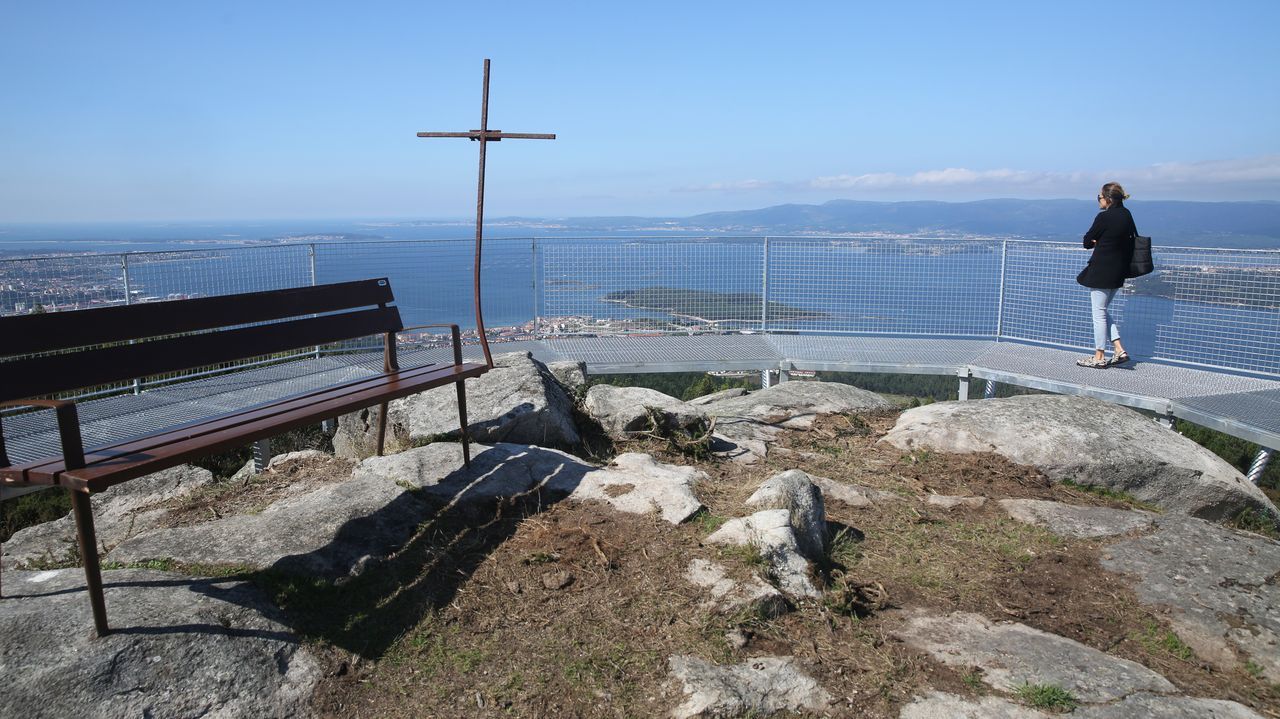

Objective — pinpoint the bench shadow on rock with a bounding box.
[251,444,592,659]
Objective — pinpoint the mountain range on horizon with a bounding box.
[501,199,1280,248]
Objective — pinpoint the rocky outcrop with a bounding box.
[893,610,1176,702]
[901,691,1265,719]
[332,352,579,459]
[697,380,891,427]
[706,470,829,599]
[743,469,829,560]
[3,465,215,570]
[999,498,1157,539]
[1101,515,1280,682]
[582,385,705,439]
[546,360,588,393]
[881,395,1277,522]
[667,655,833,719]
[684,559,787,618]
[355,443,704,525]
[106,443,702,576]
[699,381,891,464]
[0,568,321,719]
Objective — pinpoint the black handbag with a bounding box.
[1128,232,1154,278]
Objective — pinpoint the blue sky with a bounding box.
[2,1,1278,221]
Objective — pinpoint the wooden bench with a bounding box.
[0,277,489,636]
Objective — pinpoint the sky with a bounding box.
[2,1,1278,222]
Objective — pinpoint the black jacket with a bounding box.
[1076,205,1136,289]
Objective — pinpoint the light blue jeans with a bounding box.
[1090,288,1121,351]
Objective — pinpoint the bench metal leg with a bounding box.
[69,490,109,637]
[252,438,271,473]
[375,402,389,457]
[456,380,471,468]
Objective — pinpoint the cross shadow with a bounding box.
[6,444,593,660]
[227,443,592,659]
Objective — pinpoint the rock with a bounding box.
[999,499,1157,539]
[667,655,833,719]
[356,444,704,525]
[546,360,587,392]
[266,449,332,470]
[541,570,573,590]
[707,510,821,599]
[582,385,706,439]
[892,610,1175,702]
[106,462,418,577]
[3,465,215,570]
[901,691,1051,718]
[1073,693,1266,719]
[745,470,828,560]
[698,381,890,464]
[575,453,705,525]
[684,559,788,618]
[707,416,781,465]
[901,691,1265,719]
[697,380,891,427]
[1101,515,1280,681]
[0,568,320,719]
[808,475,900,508]
[333,352,579,459]
[880,395,1277,522]
[926,494,987,510]
[686,387,748,406]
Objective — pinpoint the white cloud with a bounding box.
[679,155,1280,199]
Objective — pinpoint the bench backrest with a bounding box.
[0,278,402,403]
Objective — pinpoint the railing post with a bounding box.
[760,237,770,334]
[309,243,320,360]
[995,239,1007,342]
[122,254,141,395]
[531,237,539,339]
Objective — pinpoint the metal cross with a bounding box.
[417,59,555,367]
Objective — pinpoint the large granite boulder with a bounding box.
[1101,515,1280,682]
[332,352,579,459]
[696,380,891,427]
[698,381,891,463]
[582,384,706,439]
[3,465,215,570]
[1,568,320,719]
[105,443,702,576]
[881,395,1276,522]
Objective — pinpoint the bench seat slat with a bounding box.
[0,278,395,357]
[1,362,488,492]
[0,307,403,403]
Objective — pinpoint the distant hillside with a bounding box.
[527,200,1280,248]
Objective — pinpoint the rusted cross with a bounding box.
[417,58,555,367]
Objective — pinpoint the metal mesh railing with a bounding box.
[999,241,1280,376]
[3,237,1279,381]
[765,238,1002,336]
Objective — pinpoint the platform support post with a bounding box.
[1247,448,1274,485]
[957,371,971,401]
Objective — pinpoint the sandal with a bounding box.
[1109,352,1131,366]
[1076,355,1109,369]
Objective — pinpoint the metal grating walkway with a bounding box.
[5,335,1278,494]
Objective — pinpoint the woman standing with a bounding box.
[1075,182,1136,368]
